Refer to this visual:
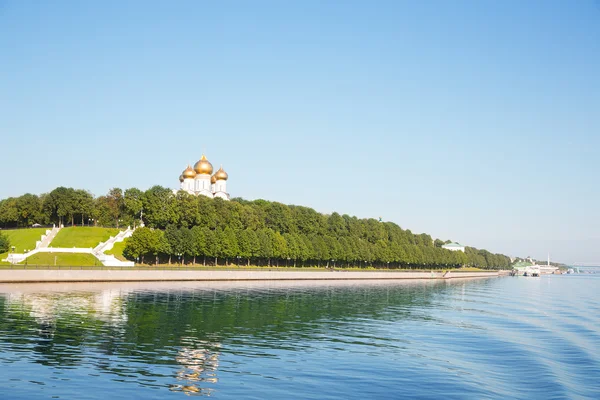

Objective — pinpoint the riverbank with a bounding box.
[0,269,498,283]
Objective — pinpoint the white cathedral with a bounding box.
[176,154,230,200]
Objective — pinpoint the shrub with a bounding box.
[0,232,10,253]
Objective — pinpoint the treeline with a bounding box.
[0,186,511,269]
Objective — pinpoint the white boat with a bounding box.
[514,264,540,277]
[528,265,540,277]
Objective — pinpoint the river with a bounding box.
[0,275,598,399]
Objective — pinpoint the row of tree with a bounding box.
[0,187,128,228]
[123,225,509,269]
[0,186,511,269]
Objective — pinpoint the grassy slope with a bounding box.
[22,252,99,266]
[1,228,48,252]
[105,239,128,261]
[51,227,119,248]
[0,228,48,264]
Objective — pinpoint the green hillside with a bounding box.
[51,227,119,248]
[105,239,128,261]
[0,185,513,269]
[0,228,48,263]
[0,228,47,252]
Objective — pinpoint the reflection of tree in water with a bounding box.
[0,290,129,367]
[4,289,128,327]
[170,337,220,396]
[0,280,486,394]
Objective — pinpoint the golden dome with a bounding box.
[182,165,196,179]
[193,154,213,175]
[210,174,217,184]
[179,174,184,182]
[215,166,228,181]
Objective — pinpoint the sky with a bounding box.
[1,1,599,264]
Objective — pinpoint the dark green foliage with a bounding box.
[0,232,10,253]
[0,186,512,269]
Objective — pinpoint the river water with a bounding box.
[0,276,598,399]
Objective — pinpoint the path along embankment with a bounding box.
[0,269,498,283]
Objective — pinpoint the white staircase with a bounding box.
[94,227,134,254]
[37,226,61,249]
[95,253,134,267]
[93,227,135,267]
[3,226,135,267]
[3,225,62,263]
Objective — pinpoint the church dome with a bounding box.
[215,166,228,181]
[211,174,217,184]
[182,165,196,179]
[179,174,184,183]
[193,155,213,175]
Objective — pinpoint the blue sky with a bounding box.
[1,1,599,264]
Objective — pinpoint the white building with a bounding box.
[177,154,230,200]
[442,242,465,252]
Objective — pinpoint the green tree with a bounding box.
[123,227,164,264]
[203,228,217,265]
[257,228,274,266]
[175,191,200,228]
[190,225,203,265]
[327,212,348,237]
[164,225,182,264]
[0,232,10,253]
[73,189,94,226]
[124,188,144,227]
[1,185,515,270]
[271,231,287,267]
[16,194,42,227]
[43,187,75,226]
[180,227,195,264]
[237,229,260,266]
[106,188,124,228]
[143,186,177,229]
[0,198,19,227]
[218,226,240,265]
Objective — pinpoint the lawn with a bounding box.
[21,252,100,267]
[0,228,49,264]
[51,227,119,248]
[0,228,48,253]
[104,239,128,261]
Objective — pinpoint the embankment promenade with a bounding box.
[0,269,498,283]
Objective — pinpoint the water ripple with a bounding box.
[0,277,599,399]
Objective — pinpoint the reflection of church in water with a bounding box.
[176,154,230,200]
[172,338,221,396]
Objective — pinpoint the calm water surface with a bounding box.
[0,276,599,399]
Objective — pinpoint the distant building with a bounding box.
[442,242,465,252]
[175,154,230,200]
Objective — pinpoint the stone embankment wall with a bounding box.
[0,269,498,283]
